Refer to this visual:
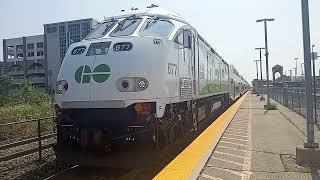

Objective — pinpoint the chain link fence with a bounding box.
[270,87,320,127]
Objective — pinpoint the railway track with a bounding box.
[42,136,194,180]
[40,107,228,180]
[43,165,79,180]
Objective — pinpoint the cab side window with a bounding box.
[174,29,192,49]
[174,31,184,46]
[183,30,191,49]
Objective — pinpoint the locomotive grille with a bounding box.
[180,78,192,99]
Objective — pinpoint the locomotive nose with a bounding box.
[56,36,170,109]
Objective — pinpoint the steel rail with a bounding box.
[43,165,79,180]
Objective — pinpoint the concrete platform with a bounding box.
[199,93,320,180]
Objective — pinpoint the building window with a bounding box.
[7,46,14,52]
[60,48,67,62]
[27,43,34,49]
[27,52,34,57]
[37,51,44,56]
[59,25,66,36]
[17,53,23,59]
[68,24,81,44]
[36,42,44,48]
[46,26,57,33]
[16,45,23,52]
[81,22,91,39]
[7,46,15,59]
[7,55,15,59]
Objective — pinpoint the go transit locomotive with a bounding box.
[54,5,249,164]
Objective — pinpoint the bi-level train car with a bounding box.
[54,6,249,162]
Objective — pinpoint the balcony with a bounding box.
[7,49,14,54]
[28,77,46,84]
[7,70,24,76]
[12,79,24,85]
[27,69,45,75]
[36,47,44,52]
[16,49,23,53]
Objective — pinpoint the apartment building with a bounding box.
[2,35,46,89]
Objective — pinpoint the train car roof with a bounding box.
[107,7,187,24]
[105,6,247,83]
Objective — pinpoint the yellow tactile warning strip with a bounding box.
[153,92,248,180]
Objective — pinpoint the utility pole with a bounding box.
[257,18,274,104]
[294,58,299,81]
[296,0,319,167]
[256,47,265,100]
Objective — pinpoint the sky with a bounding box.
[1,0,320,82]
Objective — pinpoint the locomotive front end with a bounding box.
[54,11,183,157]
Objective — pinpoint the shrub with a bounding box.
[0,80,54,142]
[264,103,277,110]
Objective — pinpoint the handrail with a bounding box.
[0,116,55,127]
[0,133,55,150]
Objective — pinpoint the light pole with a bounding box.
[311,45,317,124]
[294,58,299,81]
[256,18,274,104]
[297,0,320,153]
[253,59,260,96]
[256,47,265,100]
[253,60,259,80]
[301,63,305,75]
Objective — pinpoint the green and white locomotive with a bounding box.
[54,6,249,164]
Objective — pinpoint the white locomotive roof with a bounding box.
[108,7,186,23]
[101,7,247,83]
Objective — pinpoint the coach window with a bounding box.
[140,19,174,38]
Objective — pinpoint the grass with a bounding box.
[264,102,277,110]
[0,105,55,143]
[0,81,55,143]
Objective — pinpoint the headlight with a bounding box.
[56,80,68,94]
[117,77,148,92]
[121,80,130,89]
[136,78,148,90]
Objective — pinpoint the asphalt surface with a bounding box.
[198,93,320,180]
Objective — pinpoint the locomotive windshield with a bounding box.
[85,19,118,39]
[140,18,174,38]
[109,16,143,37]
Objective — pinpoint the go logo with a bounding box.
[74,64,110,84]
